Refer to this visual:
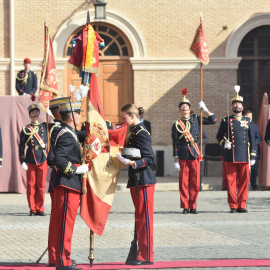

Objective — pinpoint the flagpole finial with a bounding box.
[44,18,47,25]
[200,12,202,21]
[87,10,91,24]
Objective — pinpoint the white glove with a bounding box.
[75,164,89,174]
[250,160,256,166]
[224,142,232,149]
[23,93,26,96]
[22,162,28,171]
[199,101,208,112]
[47,109,54,119]
[174,162,180,171]
[116,152,131,165]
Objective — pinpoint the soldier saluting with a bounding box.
[216,86,256,213]
[16,58,37,96]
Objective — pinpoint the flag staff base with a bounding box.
[88,230,95,267]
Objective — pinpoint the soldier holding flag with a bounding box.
[172,89,216,214]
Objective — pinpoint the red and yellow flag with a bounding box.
[80,73,127,236]
[190,20,209,65]
[38,22,58,111]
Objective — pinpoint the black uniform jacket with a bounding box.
[216,115,256,162]
[0,127,2,166]
[53,124,83,193]
[16,70,37,95]
[126,123,156,188]
[19,122,48,165]
[172,113,217,160]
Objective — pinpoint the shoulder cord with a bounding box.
[136,126,150,136]
[16,73,28,84]
[23,126,39,144]
[175,121,190,139]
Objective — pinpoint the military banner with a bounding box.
[80,73,127,236]
[190,20,209,65]
[38,22,58,111]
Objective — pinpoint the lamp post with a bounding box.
[94,0,107,20]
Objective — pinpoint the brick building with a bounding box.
[1,0,270,175]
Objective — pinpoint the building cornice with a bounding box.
[130,57,242,70]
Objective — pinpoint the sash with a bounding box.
[177,120,200,157]
[26,125,47,157]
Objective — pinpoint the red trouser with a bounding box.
[224,162,249,209]
[26,161,48,213]
[222,157,228,189]
[54,186,80,268]
[179,159,200,210]
[48,193,57,264]
[130,185,155,263]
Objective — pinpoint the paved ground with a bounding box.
[0,174,269,270]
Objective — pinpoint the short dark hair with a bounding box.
[243,106,253,115]
[50,107,59,118]
[60,112,72,122]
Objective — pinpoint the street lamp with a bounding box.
[94,0,107,20]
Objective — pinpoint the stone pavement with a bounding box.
[0,174,269,270]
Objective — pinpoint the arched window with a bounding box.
[65,23,132,57]
[237,25,270,119]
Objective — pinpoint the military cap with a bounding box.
[231,85,243,104]
[59,102,82,113]
[179,88,190,108]
[49,97,70,109]
[24,58,31,64]
[28,104,40,114]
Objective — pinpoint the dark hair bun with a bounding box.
[138,107,145,116]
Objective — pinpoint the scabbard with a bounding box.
[134,170,139,197]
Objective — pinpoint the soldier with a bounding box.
[19,104,48,216]
[171,88,217,214]
[216,86,256,213]
[16,58,37,96]
[117,104,156,265]
[53,101,88,270]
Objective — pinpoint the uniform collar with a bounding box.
[181,116,191,121]
[31,122,40,125]
[232,114,242,121]
[131,122,143,130]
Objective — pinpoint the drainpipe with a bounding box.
[10,0,15,95]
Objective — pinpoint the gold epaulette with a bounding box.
[136,126,150,136]
[50,122,61,138]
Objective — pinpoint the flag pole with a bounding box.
[200,61,203,161]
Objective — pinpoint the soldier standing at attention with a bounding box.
[53,102,88,270]
[16,58,37,96]
[171,88,217,214]
[19,103,48,216]
[216,86,256,213]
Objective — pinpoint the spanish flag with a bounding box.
[80,73,127,235]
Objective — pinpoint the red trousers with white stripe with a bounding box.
[130,185,155,263]
[179,159,200,210]
[48,193,57,264]
[224,162,249,209]
[26,161,47,213]
[54,186,80,268]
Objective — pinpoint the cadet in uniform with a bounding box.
[19,104,48,216]
[53,102,88,270]
[117,104,156,266]
[216,86,256,213]
[47,97,68,267]
[16,58,37,96]
[171,89,216,214]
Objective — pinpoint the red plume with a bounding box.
[31,94,36,102]
[181,88,187,96]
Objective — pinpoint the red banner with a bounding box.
[38,23,58,111]
[190,20,209,65]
